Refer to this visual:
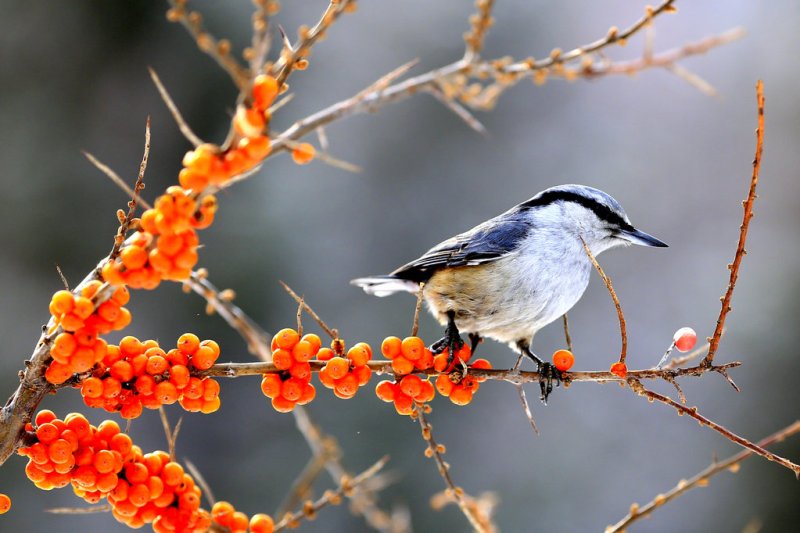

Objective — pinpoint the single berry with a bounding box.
[673,327,697,353]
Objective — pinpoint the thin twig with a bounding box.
[273,456,390,532]
[55,265,70,291]
[628,380,800,476]
[704,79,764,367]
[184,459,216,507]
[83,151,153,211]
[515,384,539,436]
[148,67,204,148]
[166,0,250,90]
[280,281,337,339]
[185,271,272,361]
[606,421,800,532]
[45,504,112,514]
[277,453,331,517]
[580,237,627,364]
[158,407,183,462]
[463,0,495,62]
[428,86,487,135]
[412,283,425,337]
[561,313,573,353]
[416,405,487,532]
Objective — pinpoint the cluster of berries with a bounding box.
[317,340,373,399]
[103,187,215,288]
[433,347,492,406]
[260,328,317,413]
[211,501,274,533]
[45,282,132,385]
[80,334,221,419]
[375,374,435,415]
[18,411,211,532]
[380,336,434,375]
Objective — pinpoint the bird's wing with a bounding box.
[390,213,531,282]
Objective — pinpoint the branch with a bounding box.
[416,406,489,532]
[273,456,389,532]
[607,420,800,532]
[628,380,800,476]
[581,237,627,365]
[703,79,764,366]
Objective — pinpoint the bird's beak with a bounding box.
[618,228,668,247]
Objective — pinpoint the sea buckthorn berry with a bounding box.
[272,349,293,370]
[673,327,697,352]
[449,387,473,406]
[347,342,371,367]
[301,333,321,353]
[375,381,395,402]
[239,135,271,161]
[271,395,296,413]
[291,142,315,165]
[552,349,575,372]
[333,374,358,398]
[400,337,425,361]
[316,347,334,361]
[249,513,275,533]
[610,362,628,378]
[273,328,300,350]
[260,374,282,399]
[399,375,422,398]
[393,392,414,415]
[381,336,402,359]
[323,357,349,380]
[252,74,279,110]
[49,290,75,316]
[292,340,316,362]
[120,245,148,270]
[391,356,414,375]
[0,494,10,514]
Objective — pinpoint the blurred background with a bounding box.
[1,1,798,531]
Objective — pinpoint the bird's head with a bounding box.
[518,184,667,255]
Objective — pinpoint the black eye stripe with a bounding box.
[519,190,634,231]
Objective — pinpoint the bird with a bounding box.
[351,184,667,402]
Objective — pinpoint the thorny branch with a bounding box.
[703,80,764,367]
[627,380,800,476]
[606,421,800,532]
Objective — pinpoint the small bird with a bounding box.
[352,184,667,402]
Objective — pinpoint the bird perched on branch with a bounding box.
[352,184,667,402]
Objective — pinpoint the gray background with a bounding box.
[0,1,798,532]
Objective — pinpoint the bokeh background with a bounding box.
[1,1,798,531]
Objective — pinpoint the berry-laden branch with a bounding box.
[703,80,765,367]
[606,420,800,533]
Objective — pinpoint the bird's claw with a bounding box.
[537,361,561,405]
[430,315,464,370]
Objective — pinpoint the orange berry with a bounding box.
[239,135,271,160]
[96,301,121,322]
[35,410,57,426]
[273,328,300,350]
[0,494,10,514]
[391,356,414,375]
[298,383,316,405]
[223,149,250,176]
[102,377,122,399]
[324,357,350,380]
[449,386,473,406]
[110,360,134,383]
[271,395,296,413]
[120,245,149,270]
[183,377,204,400]
[353,364,372,386]
[415,349,434,370]
[435,374,454,397]
[119,336,144,357]
[292,340,315,362]
[300,333,322,353]
[51,332,77,360]
[93,449,116,474]
[249,513,275,533]
[291,142,315,165]
[610,362,627,378]
[375,381,395,402]
[381,336,402,359]
[316,347,334,361]
[81,377,104,399]
[401,337,425,361]
[289,361,311,380]
[60,312,84,332]
[415,379,436,403]
[111,286,130,305]
[177,333,200,355]
[347,343,371,367]
[318,368,335,388]
[161,462,184,486]
[393,392,414,415]
[399,375,422,398]
[125,461,149,484]
[146,355,169,375]
[191,345,217,370]
[281,378,304,402]
[552,349,575,372]
[35,422,60,444]
[260,374,282,399]
[334,374,359,398]
[120,399,143,419]
[178,167,210,191]
[101,261,125,285]
[202,378,220,401]
[234,105,266,138]
[271,348,293,371]
[201,396,221,414]
[169,364,190,389]
[155,381,179,404]
[49,290,75,315]
[252,74,279,110]
[72,296,94,320]
[112,307,132,330]
[44,361,73,385]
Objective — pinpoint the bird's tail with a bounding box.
[350,276,420,297]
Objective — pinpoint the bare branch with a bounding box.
[148,67,204,148]
[704,79,764,366]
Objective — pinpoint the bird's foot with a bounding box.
[429,311,465,370]
[536,361,562,405]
